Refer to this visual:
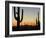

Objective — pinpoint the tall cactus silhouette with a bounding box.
[14,7,23,30]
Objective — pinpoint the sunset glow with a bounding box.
[12,7,40,27]
[12,18,37,26]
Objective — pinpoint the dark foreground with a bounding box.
[12,25,40,31]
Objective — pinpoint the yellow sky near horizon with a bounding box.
[12,17,37,26]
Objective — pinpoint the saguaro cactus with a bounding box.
[14,7,23,30]
[38,11,40,27]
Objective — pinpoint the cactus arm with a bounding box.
[20,9,23,22]
[14,7,18,21]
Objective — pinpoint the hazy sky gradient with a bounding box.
[12,7,40,26]
[12,7,40,21]
[20,7,40,21]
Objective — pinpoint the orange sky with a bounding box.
[12,18,37,26]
